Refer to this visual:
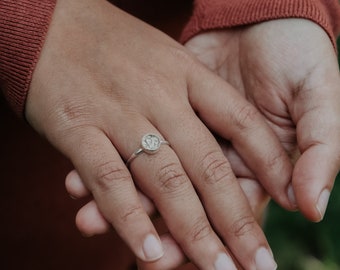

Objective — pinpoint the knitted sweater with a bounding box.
[1,0,339,116]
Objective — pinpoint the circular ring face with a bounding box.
[141,133,162,154]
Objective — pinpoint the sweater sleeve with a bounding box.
[180,0,340,47]
[0,0,56,117]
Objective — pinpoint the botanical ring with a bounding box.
[126,133,170,166]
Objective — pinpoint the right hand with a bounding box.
[185,19,340,222]
[26,0,291,268]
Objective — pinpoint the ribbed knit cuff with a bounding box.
[181,0,340,47]
[0,0,56,117]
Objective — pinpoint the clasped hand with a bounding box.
[26,0,340,269]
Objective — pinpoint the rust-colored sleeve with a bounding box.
[0,0,56,117]
[181,0,340,46]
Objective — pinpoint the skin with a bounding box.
[25,0,293,269]
[141,18,340,269]
[66,156,270,269]
[67,18,340,269]
[185,19,340,222]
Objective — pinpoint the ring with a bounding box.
[126,133,170,166]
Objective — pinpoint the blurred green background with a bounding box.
[263,38,340,270]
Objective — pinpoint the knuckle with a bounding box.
[169,46,194,64]
[229,215,257,238]
[266,150,286,170]
[201,151,234,185]
[168,46,200,74]
[231,103,259,130]
[262,141,291,174]
[48,100,96,138]
[141,73,167,94]
[157,162,189,194]
[55,98,94,128]
[94,160,130,192]
[188,217,212,243]
[119,204,145,223]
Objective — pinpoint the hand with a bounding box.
[26,0,291,269]
[185,18,340,222]
[65,141,271,269]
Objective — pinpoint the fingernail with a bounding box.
[255,247,277,270]
[287,184,297,209]
[214,253,237,270]
[142,234,164,261]
[69,194,78,200]
[316,189,330,221]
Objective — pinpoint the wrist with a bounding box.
[0,0,56,117]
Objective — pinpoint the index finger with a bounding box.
[187,65,294,210]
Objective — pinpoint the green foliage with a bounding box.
[265,177,340,269]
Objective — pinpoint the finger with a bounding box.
[219,140,270,223]
[76,200,111,236]
[67,145,269,240]
[68,142,268,236]
[137,234,187,270]
[289,59,340,221]
[218,139,255,179]
[188,67,294,210]
[66,167,158,238]
[65,169,90,198]
[137,178,270,270]
[238,178,270,224]
[60,127,164,262]
[158,113,276,269]
[113,128,237,270]
[65,140,255,196]
[65,169,157,215]
[72,178,269,238]
[137,234,243,270]
[148,102,277,268]
[74,191,158,237]
[65,140,255,198]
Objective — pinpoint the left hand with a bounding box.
[65,18,340,269]
[27,1,288,268]
[65,139,271,269]
[185,18,340,222]
[65,138,269,233]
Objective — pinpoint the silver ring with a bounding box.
[126,133,170,166]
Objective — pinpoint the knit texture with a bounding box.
[1,0,339,116]
[181,0,340,46]
[0,0,56,116]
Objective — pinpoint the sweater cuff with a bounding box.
[181,0,340,47]
[0,0,56,117]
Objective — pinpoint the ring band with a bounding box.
[126,133,170,166]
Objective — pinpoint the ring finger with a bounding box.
[107,115,236,270]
